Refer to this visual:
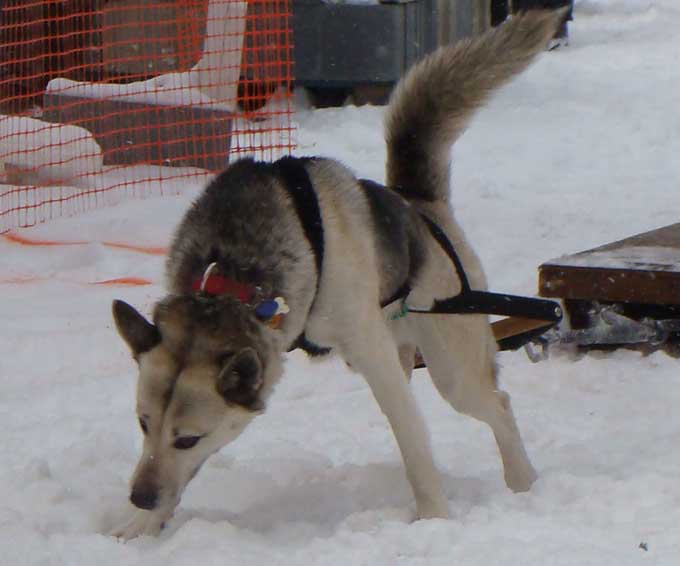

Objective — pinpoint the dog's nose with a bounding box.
[130,487,158,510]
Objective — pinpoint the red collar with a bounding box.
[190,273,255,304]
[190,263,288,328]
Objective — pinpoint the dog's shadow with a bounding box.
[168,459,494,539]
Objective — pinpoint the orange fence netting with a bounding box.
[0,0,294,232]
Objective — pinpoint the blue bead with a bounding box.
[255,300,278,320]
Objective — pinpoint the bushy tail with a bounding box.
[384,9,566,202]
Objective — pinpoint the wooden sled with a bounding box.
[538,222,680,354]
[412,315,559,369]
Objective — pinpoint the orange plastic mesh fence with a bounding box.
[0,0,294,233]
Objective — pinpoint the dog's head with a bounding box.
[112,294,283,513]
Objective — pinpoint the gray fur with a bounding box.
[113,299,161,357]
[165,158,322,349]
[359,179,425,304]
[111,11,563,540]
[152,294,282,409]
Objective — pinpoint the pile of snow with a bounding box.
[47,77,227,111]
[0,115,102,185]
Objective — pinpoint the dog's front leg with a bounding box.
[342,323,449,520]
[109,506,174,541]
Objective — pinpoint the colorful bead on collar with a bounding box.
[192,262,289,328]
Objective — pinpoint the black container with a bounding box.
[292,0,486,105]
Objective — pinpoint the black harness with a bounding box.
[273,157,332,356]
[406,215,563,351]
[274,157,562,355]
[273,157,325,278]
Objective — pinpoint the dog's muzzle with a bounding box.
[130,486,159,510]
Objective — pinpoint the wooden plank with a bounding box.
[0,0,48,113]
[0,0,105,112]
[43,92,233,171]
[56,0,105,81]
[539,223,680,306]
[175,0,207,70]
[491,316,554,341]
[102,0,184,77]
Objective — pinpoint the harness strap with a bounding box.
[272,156,324,278]
[418,214,471,292]
[408,289,562,321]
[380,282,412,309]
[403,213,563,351]
[272,157,331,356]
[377,214,473,310]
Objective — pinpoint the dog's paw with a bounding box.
[109,509,169,541]
[415,498,450,521]
[505,463,538,493]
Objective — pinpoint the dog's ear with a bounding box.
[215,347,263,410]
[112,300,161,356]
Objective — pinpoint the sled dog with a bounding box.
[111,10,564,539]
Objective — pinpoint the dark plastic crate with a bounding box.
[292,0,487,103]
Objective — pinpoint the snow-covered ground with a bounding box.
[2,1,680,564]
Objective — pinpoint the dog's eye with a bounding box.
[139,418,148,435]
[173,436,202,450]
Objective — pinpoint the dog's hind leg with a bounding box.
[413,314,538,492]
[398,343,417,382]
[341,319,449,520]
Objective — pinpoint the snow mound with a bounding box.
[47,77,226,111]
[0,115,102,185]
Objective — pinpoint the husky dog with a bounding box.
[111,10,564,540]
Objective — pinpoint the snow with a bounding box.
[0,165,212,233]
[547,246,680,270]
[47,77,222,110]
[3,1,680,564]
[0,115,103,184]
[47,71,243,113]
